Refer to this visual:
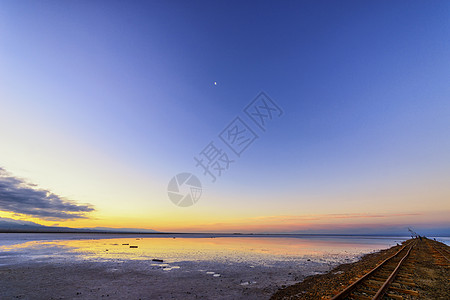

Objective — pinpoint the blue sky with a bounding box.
[0,1,449,233]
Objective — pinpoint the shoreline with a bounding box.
[1,235,448,299]
[271,238,450,299]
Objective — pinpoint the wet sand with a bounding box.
[0,259,330,299]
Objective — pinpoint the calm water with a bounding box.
[0,233,410,267]
[2,233,443,299]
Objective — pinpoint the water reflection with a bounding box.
[0,235,407,266]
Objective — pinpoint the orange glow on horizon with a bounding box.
[2,209,448,234]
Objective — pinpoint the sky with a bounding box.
[0,1,449,234]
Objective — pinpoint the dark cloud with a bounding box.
[0,167,94,220]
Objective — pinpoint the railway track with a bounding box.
[331,239,419,300]
[426,239,449,267]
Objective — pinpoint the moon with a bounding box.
[214,81,217,86]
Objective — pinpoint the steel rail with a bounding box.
[331,240,414,300]
[372,241,416,299]
[428,241,450,263]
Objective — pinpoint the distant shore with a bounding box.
[0,230,428,237]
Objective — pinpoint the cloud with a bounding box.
[0,167,94,220]
[169,212,428,233]
[244,213,423,224]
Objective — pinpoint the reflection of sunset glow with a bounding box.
[0,236,402,264]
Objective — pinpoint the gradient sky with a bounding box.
[0,1,449,234]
